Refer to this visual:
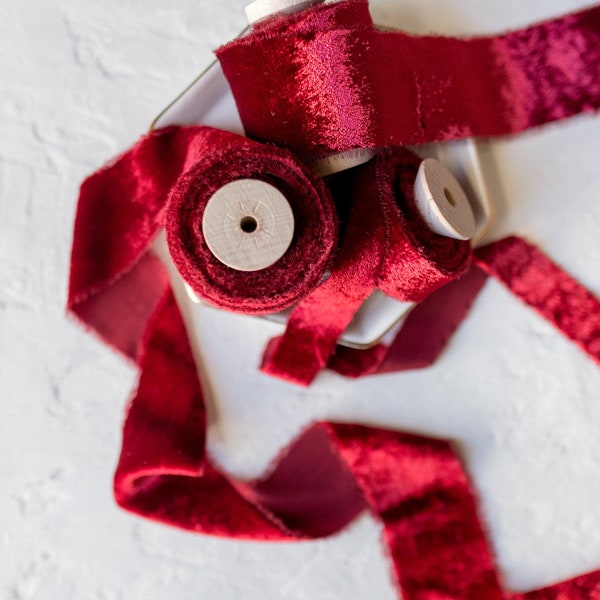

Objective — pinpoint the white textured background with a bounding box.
[3,1,600,598]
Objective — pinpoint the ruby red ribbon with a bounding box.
[111,286,600,600]
[217,0,600,158]
[68,126,600,380]
[69,1,600,596]
[261,146,472,385]
[69,124,600,598]
[165,128,338,315]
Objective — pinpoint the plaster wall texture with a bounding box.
[2,0,600,598]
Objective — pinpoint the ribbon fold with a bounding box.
[68,1,600,595]
[112,285,600,600]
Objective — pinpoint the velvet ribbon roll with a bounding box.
[217,0,600,158]
[69,124,600,382]
[261,147,472,385]
[68,2,600,593]
[165,131,338,314]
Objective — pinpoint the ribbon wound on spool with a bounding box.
[165,129,338,314]
[261,147,472,386]
[67,0,600,593]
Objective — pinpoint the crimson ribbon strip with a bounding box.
[70,127,600,596]
[475,236,600,365]
[334,236,600,379]
[68,125,229,362]
[111,286,600,600]
[217,0,600,158]
[261,147,472,385]
[70,126,600,381]
[68,123,338,355]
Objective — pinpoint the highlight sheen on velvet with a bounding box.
[218,0,600,157]
[68,1,600,595]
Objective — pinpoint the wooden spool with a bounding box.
[414,158,476,240]
[202,178,295,272]
[311,148,376,177]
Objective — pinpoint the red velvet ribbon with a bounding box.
[110,285,600,600]
[69,2,600,590]
[475,237,600,366]
[67,125,223,362]
[69,125,600,380]
[328,264,490,378]
[69,122,475,382]
[165,128,338,314]
[69,123,600,596]
[261,147,471,385]
[217,0,600,158]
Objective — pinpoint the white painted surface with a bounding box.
[245,0,323,24]
[2,1,600,599]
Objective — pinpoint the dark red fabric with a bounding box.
[70,130,600,598]
[260,154,388,384]
[68,125,236,362]
[165,130,338,314]
[333,235,600,380]
[113,290,363,539]
[69,126,600,381]
[261,148,471,385]
[329,264,489,377]
[111,288,600,599]
[329,424,505,599]
[217,0,600,159]
[68,0,600,594]
[475,236,600,366]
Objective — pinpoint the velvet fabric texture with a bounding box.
[328,265,490,378]
[68,125,228,362]
[165,129,338,314]
[475,236,600,366]
[261,147,471,385]
[111,288,600,600]
[70,127,600,597]
[69,127,600,381]
[68,1,600,595]
[217,0,600,158]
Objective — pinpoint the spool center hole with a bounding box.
[240,216,258,234]
[443,187,456,207]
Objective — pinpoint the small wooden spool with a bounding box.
[312,148,376,177]
[202,178,295,272]
[414,158,476,240]
[245,0,323,25]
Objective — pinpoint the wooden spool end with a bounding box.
[202,178,295,272]
[414,158,476,240]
